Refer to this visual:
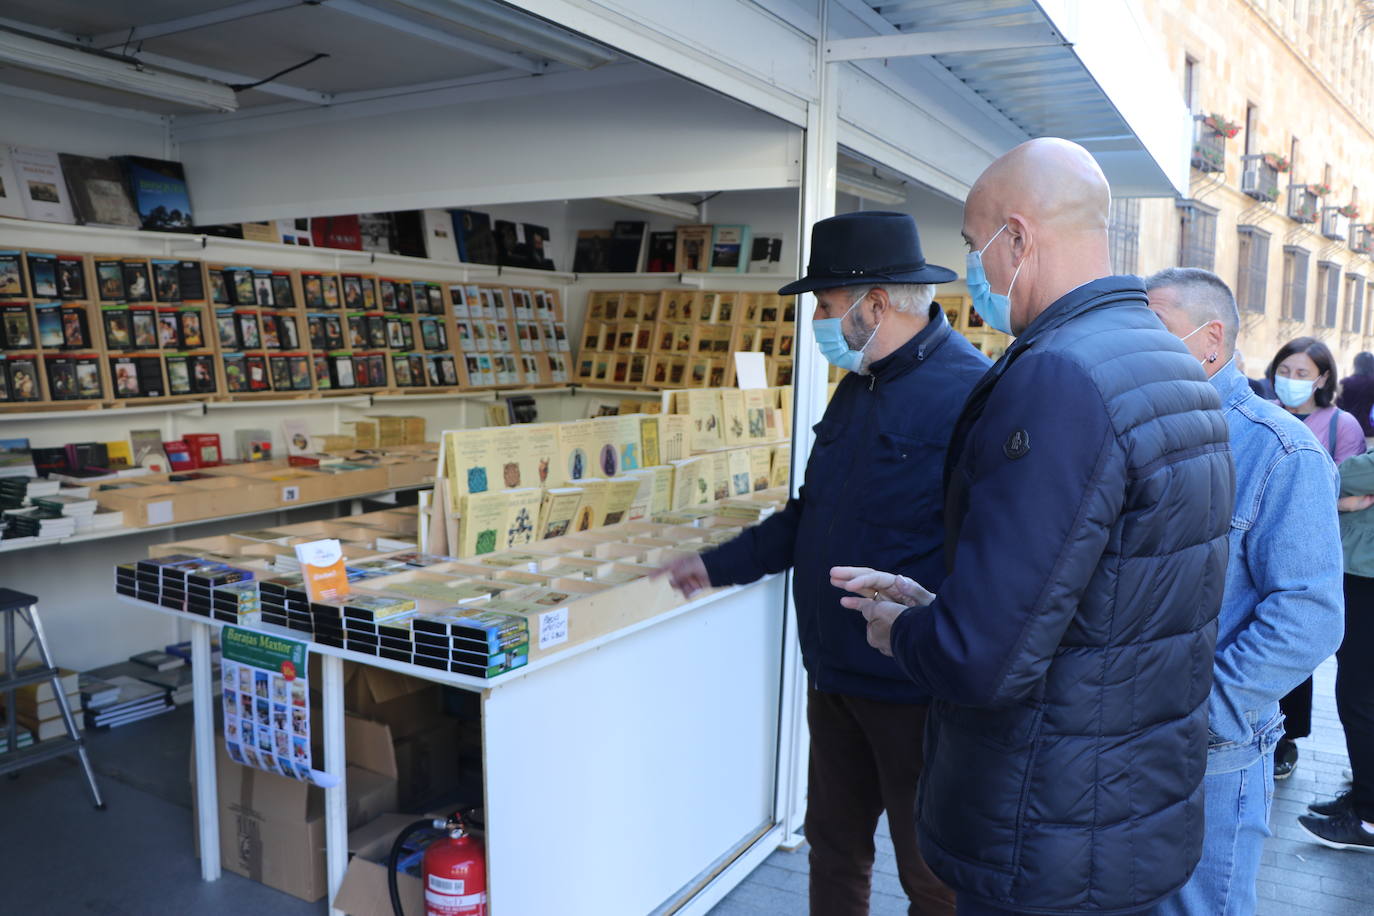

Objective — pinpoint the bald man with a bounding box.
[832,140,1235,915]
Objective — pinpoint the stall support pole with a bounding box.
[191,620,221,881]
[322,653,348,916]
[775,0,839,846]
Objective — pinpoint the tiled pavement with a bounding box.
[712,656,1371,915]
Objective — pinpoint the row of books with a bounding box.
[571,221,784,275]
[0,146,190,231]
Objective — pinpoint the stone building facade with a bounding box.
[1124,0,1374,379]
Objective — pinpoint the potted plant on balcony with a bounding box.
[1339,204,1360,219]
[1264,153,1291,173]
[1203,113,1241,138]
[1310,182,1333,198]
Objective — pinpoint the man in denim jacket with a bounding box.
[1147,268,1345,915]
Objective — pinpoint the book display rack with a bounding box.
[0,245,571,411]
[576,289,797,389]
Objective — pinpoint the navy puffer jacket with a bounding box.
[888,277,1233,913]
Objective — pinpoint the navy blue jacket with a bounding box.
[701,305,989,702]
[889,277,1234,913]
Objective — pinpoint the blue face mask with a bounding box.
[813,289,880,372]
[966,224,1023,335]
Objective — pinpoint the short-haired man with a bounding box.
[832,140,1234,915]
[1146,267,1344,915]
[659,211,989,915]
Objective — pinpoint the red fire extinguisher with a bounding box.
[388,810,487,916]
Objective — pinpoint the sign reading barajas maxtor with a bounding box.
[220,626,312,781]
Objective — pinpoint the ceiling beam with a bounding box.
[88,0,304,50]
[323,0,544,73]
[384,0,617,69]
[825,25,1068,62]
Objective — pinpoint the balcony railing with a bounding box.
[1288,185,1320,223]
[1191,116,1226,173]
[1322,208,1348,241]
[1353,225,1374,255]
[1241,155,1280,202]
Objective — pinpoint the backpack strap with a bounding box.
[1328,409,1341,457]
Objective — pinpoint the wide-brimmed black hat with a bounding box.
[778,210,957,295]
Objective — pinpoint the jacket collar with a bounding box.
[1210,360,1249,408]
[866,302,953,380]
[1004,275,1147,360]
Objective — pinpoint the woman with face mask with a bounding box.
[1265,336,1367,782]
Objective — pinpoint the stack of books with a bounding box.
[81,673,172,730]
[2,668,83,741]
[0,476,60,510]
[74,509,124,533]
[2,506,77,539]
[0,727,35,754]
[31,490,98,518]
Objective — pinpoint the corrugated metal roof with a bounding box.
[869,0,1136,144]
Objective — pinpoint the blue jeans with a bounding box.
[1156,754,1274,916]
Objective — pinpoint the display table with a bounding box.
[117,571,787,915]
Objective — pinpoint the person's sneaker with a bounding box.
[1274,739,1298,780]
[1297,813,1374,851]
[1309,791,1355,817]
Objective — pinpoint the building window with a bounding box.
[1237,226,1270,314]
[1316,261,1340,327]
[1177,199,1218,269]
[1244,103,1258,157]
[1345,273,1365,334]
[1184,56,1198,112]
[1109,198,1140,275]
[1282,245,1310,322]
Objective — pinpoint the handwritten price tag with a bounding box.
[538,608,568,650]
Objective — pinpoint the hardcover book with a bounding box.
[607,221,648,273]
[9,146,75,223]
[0,251,24,298]
[710,225,750,273]
[674,224,713,273]
[116,156,193,231]
[645,231,677,272]
[0,147,24,219]
[453,209,499,265]
[58,154,140,227]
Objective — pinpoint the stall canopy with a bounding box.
[824,0,1189,199]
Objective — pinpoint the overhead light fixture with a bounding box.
[601,195,701,221]
[0,28,238,112]
[836,168,908,205]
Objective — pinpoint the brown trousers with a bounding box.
[806,686,955,916]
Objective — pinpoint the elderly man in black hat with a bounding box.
[659,211,989,915]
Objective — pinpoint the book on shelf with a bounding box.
[571,229,612,273]
[9,146,75,224]
[0,147,24,219]
[645,231,678,272]
[58,154,140,227]
[749,234,785,273]
[130,649,186,672]
[674,224,713,273]
[710,225,751,273]
[452,209,499,265]
[115,156,193,231]
[607,221,648,273]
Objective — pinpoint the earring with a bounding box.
[1207,353,1218,363]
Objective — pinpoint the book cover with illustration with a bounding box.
[10,146,74,223]
[58,154,140,227]
[116,156,193,231]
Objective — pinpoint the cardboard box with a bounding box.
[393,721,463,811]
[340,663,443,740]
[192,716,399,902]
[334,813,430,916]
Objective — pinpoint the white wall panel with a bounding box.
[0,92,170,159]
[178,70,802,225]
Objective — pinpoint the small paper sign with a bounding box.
[146,499,174,526]
[538,607,568,650]
[281,485,300,502]
[733,352,767,389]
[295,538,349,602]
